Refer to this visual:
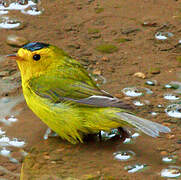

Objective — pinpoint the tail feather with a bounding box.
[117,112,170,137]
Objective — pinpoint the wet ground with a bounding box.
[0,0,181,179]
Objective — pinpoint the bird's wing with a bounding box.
[28,75,133,109]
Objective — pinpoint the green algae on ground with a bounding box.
[88,28,100,34]
[149,67,160,74]
[176,56,181,63]
[96,44,118,53]
[95,8,104,14]
[114,38,131,43]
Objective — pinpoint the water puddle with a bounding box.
[165,104,181,118]
[161,166,181,178]
[124,163,148,173]
[0,94,26,166]
[113,150,135,161]
[0,132,25,163]
[0,96,24,124]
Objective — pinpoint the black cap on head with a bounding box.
[22,42,49,52]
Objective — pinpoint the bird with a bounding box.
[8,42,170,144]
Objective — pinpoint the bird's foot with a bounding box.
[43,128,58,140]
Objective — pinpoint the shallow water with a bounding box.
[0,0,181,179]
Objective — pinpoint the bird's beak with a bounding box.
[7,54,24,61]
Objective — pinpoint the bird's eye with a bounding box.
[33,54,41,61]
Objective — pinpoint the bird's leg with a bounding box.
[83,134,97,142]
[98,131,102,142]
[118,127,131,142]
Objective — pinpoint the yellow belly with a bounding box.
[23,86,120,144]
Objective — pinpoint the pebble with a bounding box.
[142,21,157,27]
[121,28,140,35]
[160,151,168,156]
[167,134,175,139]
[92,69,101,75]
[114,94,124,99]
[101,56,109,62]
[133,72,146,79]
[6,34,29,47]
[0,71,9,77]
[123,96,132,101]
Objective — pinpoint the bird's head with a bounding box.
[8,42,68,83]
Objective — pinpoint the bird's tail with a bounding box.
[116,112,170,137]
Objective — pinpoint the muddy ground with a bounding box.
[0,0,181,179]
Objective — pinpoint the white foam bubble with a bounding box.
[133,101,144,106]
[165,104,181,118]
[164,94,180,100]
[0,148,11,157]
[127,164,145,173]
[122,87,143,97]
[132,133,140,138]
[0,1,36,10]
[9,139,25,147]
[155,32,173,40]
[0,10,8,14]
[113,151,135,161]
[161,166,181,178]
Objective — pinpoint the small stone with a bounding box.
[142,21,157,27]
[0,55,7,63]
[149,67,160,74]
[6,34,29,47]
[162,123,171,127]
[43,155,50,160]
[167,134,175,139]
[92,69,101,75]
[96,44,118,54]
[145,80,158,86]
[143,100,151,105]
[67,43,80,49]
[101,56,109,61]
[160,151,168,156]
[123,96,132,100]
[0,71,9,77]
[114,94,123,98]
[133,72,146,79]
[121,28,140,35]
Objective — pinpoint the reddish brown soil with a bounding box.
[0,0,181,179]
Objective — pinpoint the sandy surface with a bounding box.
[0,0,181,179]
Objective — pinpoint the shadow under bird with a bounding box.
[8,42,170,144]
